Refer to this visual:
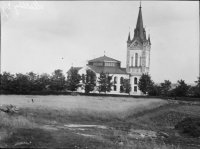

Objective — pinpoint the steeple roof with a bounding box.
[136,6,144,38]
[127,32,131,41]
[148,34,151,45]
[133,3,145,41]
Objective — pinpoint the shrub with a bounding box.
[175,117,200,137]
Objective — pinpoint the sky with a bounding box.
[1,1,199,84]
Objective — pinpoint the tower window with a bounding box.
[131,57,133,66]
[134,77,137,84]
[135,53,138,67]
[146,55,149,67]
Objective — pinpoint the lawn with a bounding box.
[0,95,200,148]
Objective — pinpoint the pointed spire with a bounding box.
[128,32,131,41]
[148,33,151,45]
[134,2,144,40]
[128,27,131,41]
[143,26,146,40]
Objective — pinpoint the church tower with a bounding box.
[126,3,151,94]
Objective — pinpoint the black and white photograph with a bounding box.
[0,1,200,148]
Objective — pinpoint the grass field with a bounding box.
[0,95,167,120]
[0,95,200,148]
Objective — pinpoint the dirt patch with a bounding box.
[128,130,157,139]
[64,124,108,129]
[41,125,59,131]
[127,129,169,140]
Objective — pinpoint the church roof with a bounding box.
[71,67,82,71]
[66,67,82,74]
[121,68,127,72]
[87,65,127,74]
[88,55,120,63]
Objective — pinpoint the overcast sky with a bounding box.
[1,1,199,84]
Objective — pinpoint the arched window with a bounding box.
[134,77,137,84]
[120,77,124,84]
[120,85,124,93]
[114,76,117,84]
[131,57,133,66]
[146,55,149,67]
[140,57,142,66]
[114,85,117,91]
[135,53,138,67]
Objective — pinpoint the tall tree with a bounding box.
[195,77,200,97]
[38,73,51,91]
[49,69,66,91]
[0,72,15,92]
[82,69,96,93]
[66,68,81,91]
[175,79,190,97]
[97,71,113,94]
[189,77,200,97]
[148,84,162,96]
[120,78,131,95]
[138,73,154,95]
[160,80,172,96]
[26,72,39,91]
[13,73,31,92]
[195,77,200,88]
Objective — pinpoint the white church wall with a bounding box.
[130,75,142,95]
[110,74,129,92]
[77,67,130,94]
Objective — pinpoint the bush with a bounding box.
[175,117,200,137]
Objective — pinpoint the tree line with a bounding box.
[138,73,200,98]
[0,69,117,94]
[0,69,199,97]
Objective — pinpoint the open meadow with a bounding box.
[0,95,167,120]
[0,95,200,148]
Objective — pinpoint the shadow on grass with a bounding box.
[2,127,118,149]
[3,128,54,148]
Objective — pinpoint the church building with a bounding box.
[68,3,151,95]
